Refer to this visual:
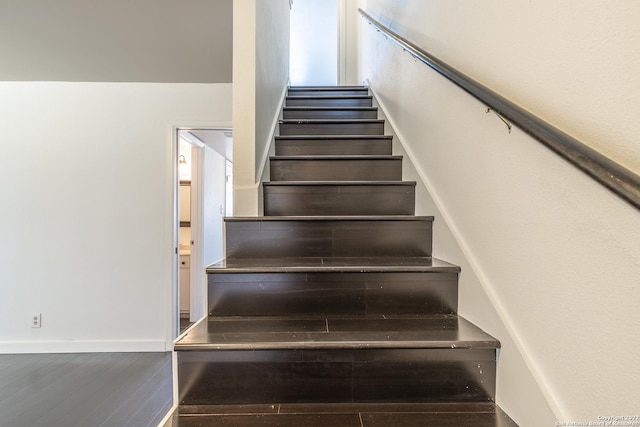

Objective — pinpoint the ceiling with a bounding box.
[0,0,233,83]
[181,129,233,162]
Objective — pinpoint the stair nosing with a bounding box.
[275,135,393,141]
[286,95,373,99]
[206,314,460,321]
[280,119,384,124]
[176,402,502,415]
[226,215,433,221]
[206,265,460,274]
[205,255,457,274]
[271,155,402,160]
[175,340,499,351]
[263,181,416,186]
[283,107,377,110]
[175,314,500,351]
[288,85,368,89]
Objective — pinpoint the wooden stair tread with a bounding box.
[289,85,368,89]
[263,180,416,186]
[175,314,500,351]
[276,135,391,140]
[282,108,379,119]
[287,95,372,99]
[280,119,384,124]
[271,155,401,160]
[226,215,432,222]
[283,107,377,111]
[167,403,518,427]
[286,91,373,97]
[206,256,459,273]
[178,401,504,414]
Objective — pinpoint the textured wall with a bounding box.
[355,0,640,425]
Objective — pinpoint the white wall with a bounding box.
[193,145,227,321]
[0,82,232,353]
[340,0,361,85]
[202,146,226,267]
[290,0,338,86]
[233,0,290,215]
[357,0,640,172]
[355,0,640,425]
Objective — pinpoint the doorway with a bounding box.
[174,128,233,338]
[290,0,339,85]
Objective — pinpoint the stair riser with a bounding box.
[178,349,496,405]
[208,272,458,316]
[263,184,415,216]
[280,121,385,136]
[283,109,378,120]
[225,219,433,259]
[275,138,392,156]
[270,158,403,181]
[288,89,369,97]
[287,97,373,107]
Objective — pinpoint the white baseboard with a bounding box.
[256,83,288,184]
[156,403,177,427]
[0,339,168,354]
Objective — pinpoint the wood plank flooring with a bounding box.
[0,352,172,427]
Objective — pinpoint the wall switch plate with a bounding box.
[32,313,41,328]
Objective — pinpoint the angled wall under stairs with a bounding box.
[167,86,519,426]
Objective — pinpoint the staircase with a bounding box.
[167,86,519,426]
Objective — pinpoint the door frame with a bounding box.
[337,0,347,85]
[171,125,232,340]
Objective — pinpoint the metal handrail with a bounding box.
[358,8,640,211]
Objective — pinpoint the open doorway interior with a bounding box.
[176,129,232,336]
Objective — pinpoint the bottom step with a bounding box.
[164,403,518,426]
[176,315,499,405]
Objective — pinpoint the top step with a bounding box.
[288,86,369,97]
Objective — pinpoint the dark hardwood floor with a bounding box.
[0,352,172,427]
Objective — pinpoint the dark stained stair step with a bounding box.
[176,314,499,405]
[275,135,392,156]
[224,216,433,259]
[286,95,373,107]
[279,119,385,136]
[206,269,459,316]
[283,107,378,120]
[288,86,369,97]
[166,403,518,427]
[206,256,460,318]
[270,155,403,181]
[176,315,499,350]
[206,256,459,273]
[171,85,516,426]
[263,181,416,216]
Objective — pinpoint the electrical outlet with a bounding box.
[32,313,41,328]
